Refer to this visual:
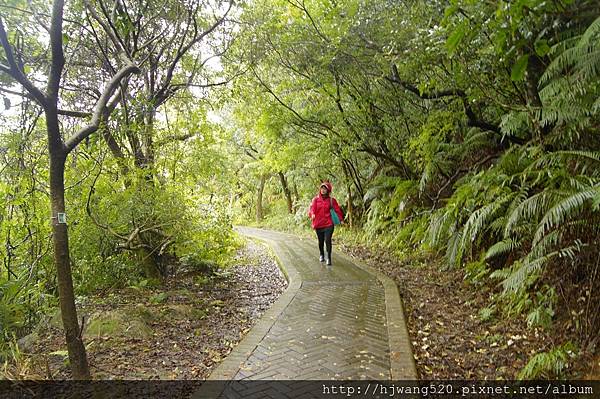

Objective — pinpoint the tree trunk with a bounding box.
[1,2,138,380]
[347,184,353,228]
[256,174,267,222]
[47,110,90,379]
[278,172,293,214]
[292,181,300,212]
[137,247,162,280]
[101,127,130,177]
[143,109,156,168]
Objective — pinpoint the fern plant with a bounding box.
[518,342,577,379]
[427,144,600,323]
[363,175,420,246]
[539,16,600,128]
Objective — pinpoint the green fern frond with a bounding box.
[462,202,503,244]
[427,209,453,249]
[459,130,495,160]
[505,242,584,295]
[566,176,597,191]
[539,16,600,134]
[419,163,433,193]
[500,241,580,294]
[528,230,562,260]
[518,343,577,379]
[593,96,600,113]
[541,37,582,84]
[504,190,564,237]
[533,186,600,244]
[500,111,529,137]
[541,16,600,82]
[488,215,508,234]
[554,150,600,164]
[528,150,600,171]
[556,240,586,260]
[445,231,463,268]
[485,237,522,260]
[593,190,600,211]
[572,51,600,81]
[580,15,600,43]
[452,193,513,266]
[502,256,547,293]
[489,266,511,281]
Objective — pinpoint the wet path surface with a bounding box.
[230,227,390,380]
[200,227,416,397]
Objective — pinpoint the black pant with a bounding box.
[316,226,334,260]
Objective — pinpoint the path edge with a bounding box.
[335,249,418,380]
[194,232,301,398]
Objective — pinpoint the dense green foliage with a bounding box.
[0,104,237,351]
[0,0,237,363]
[224,0,600,377]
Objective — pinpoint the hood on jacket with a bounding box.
[319,181,333,197]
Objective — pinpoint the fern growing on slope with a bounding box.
[427,147,600,318]
[423,15,600,335]
[518,342,577,379]
[540,16,600,125]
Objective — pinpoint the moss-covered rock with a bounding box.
[164,304,193,320]
[158,304,208,321]
[85,310,152,339]
[17,331,39,352]
[132,304,157,324]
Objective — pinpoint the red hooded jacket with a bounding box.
[308,182,344,229]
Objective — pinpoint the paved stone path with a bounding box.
[196,227,416,397]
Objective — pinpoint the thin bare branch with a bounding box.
[154,1,233,104]
[26,0,50,32]
[82,0,124,54]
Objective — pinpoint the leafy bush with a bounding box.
[0,273,53,355]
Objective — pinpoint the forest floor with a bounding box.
[339,240,598,380]
[14,238,287,381]
[10,226,597,382]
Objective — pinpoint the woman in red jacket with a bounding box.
[308,181,344,266]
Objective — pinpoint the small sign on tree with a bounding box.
[57,213,67,224]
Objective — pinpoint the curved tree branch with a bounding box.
[388,64,526,145]
[0,17,48,106]
[64,62,140,152]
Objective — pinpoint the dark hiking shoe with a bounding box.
[319,255,325,262]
